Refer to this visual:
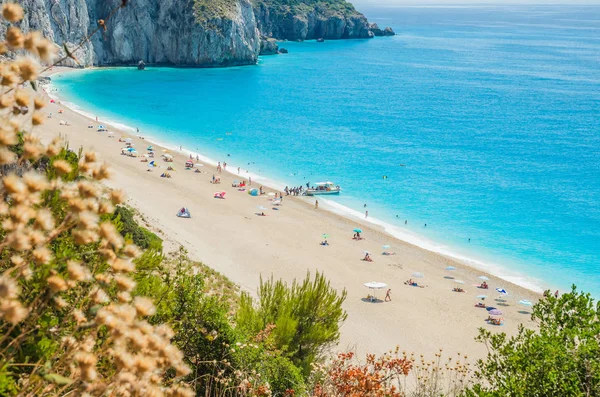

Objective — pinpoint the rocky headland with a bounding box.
[0,0,395,67]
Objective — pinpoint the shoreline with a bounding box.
[48,67,548,296]
[37,66,540,360]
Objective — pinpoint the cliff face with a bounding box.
[1,0,260,67]
[253,2,373,41]
[0,0,378,67]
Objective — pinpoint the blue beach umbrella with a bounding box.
[127,147,136,152]
[479,276,489,281]
[486,307,497,311]
[148,161,156,168]
[322,234,329,239]
[445,266,456,271]
[353,228,362,233]
[147,146,153,150]
[477,295,487,300]
[496,288,508,295]
[412,272,424,278]
[519,299,533,307]
[382,245,390,249]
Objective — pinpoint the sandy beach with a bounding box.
[34,67,539,361]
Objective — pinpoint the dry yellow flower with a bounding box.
[47,275,68,293]
[133,297,156,317]
[0,147,16,165]
[31,112,44,126]
[6,26,24,48]
[0,126,18,145]
[2,3,24,23]
[114,275,136,292]
[36,37,58,64]
[0,275,19,299]
[109,257,134,273]
[53,159,73,175]
[16,57,39,81]
[117,291,131,302]
[32,247,52,265]
[110,189,126,205]
[0,300,29,324]
[14,90,29,107]
[0,42,7,54]
[23,172,49,192]
[1,69,18,86]
[67,261,91,282]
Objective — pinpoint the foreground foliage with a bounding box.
[237,272,348,375]
[467,287,600,397]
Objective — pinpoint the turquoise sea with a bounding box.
[52,5,600,295]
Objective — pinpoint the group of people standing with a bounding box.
[284,185,305,196]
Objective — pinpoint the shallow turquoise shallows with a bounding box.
[53,5,600,296]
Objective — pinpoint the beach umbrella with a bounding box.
[322,234,329,239]
[127,147,136,152]
[454,279,465,284]
[267,192,276,197]
[147,146,153,150]
[249,188,259,196]
[412,272,424,278]
[107,131,114,135]
[488,309,503,316]
[382,245,390,249]
[363,250,370,255]
[195,163,203,167]
[353,228,362,233]
[148,161,156,168]
[477,295,488,300]
[486,307,497,311]
[162,149,169,153]
[445,266,456,271]
[363,282,387,302]
[257,206,267,211]
[125,138,133,142]
[496,288,508,295]
[163,154,173,159]
[519,299,533,307]
[478,276,489,281]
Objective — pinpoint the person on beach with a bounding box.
[196,155,199,161]
[315,200,319,210]
[555,290,559,298]
[385,289,391,302]
[365,210,368,219]
[249,177,251,186]
[238,167,240,174]
[320,240,329,246]
[223,162,227,170]
[212,174,216,183]
[363,253,373,262]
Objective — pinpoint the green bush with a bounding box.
[111,205,162,250]
[466,286,600,397]
[237,271,347,375]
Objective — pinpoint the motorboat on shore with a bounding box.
[306,182,341,196]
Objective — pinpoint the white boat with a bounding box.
[306,181,341,196]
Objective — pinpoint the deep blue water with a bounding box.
[52,5,600,295]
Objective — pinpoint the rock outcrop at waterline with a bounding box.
[0,0,394,67]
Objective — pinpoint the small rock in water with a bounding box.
[279,48,289,54]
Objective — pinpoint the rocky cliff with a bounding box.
[0,0,390,67]
[253,1,373,41]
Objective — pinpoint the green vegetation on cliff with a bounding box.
[254,0,358,16]
[193,0,359,22]
[193,0,238,21]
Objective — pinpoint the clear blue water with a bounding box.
[52,5,600,296]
